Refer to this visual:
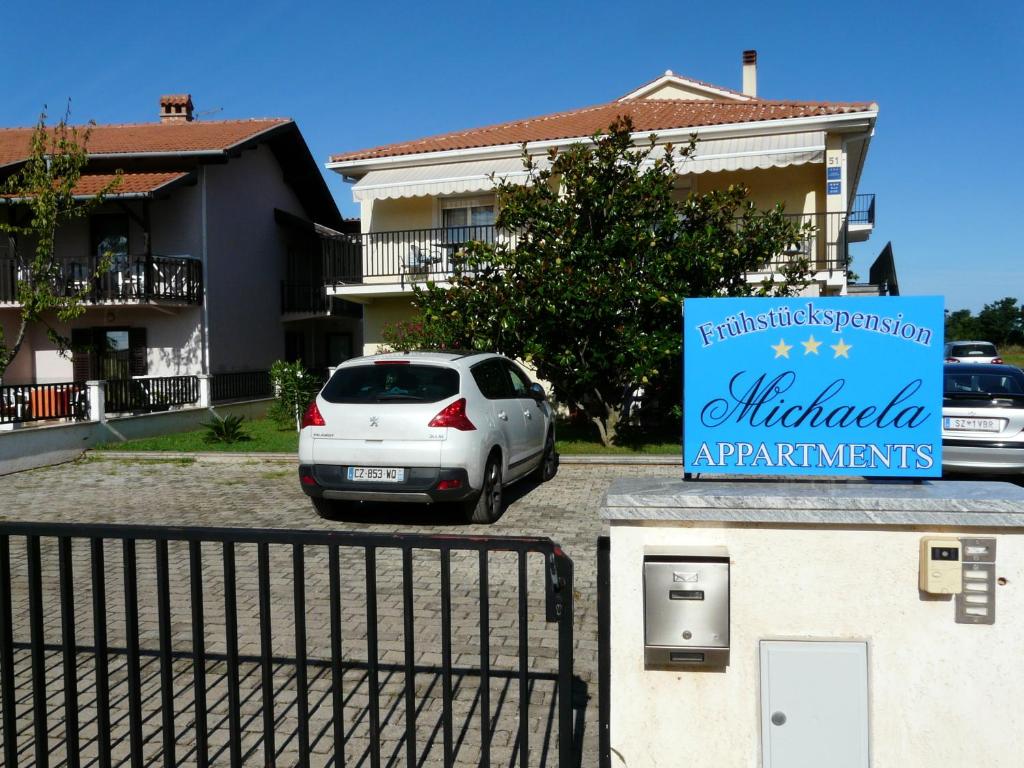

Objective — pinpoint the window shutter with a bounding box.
[71,328,93,382]
[128,327,148,376]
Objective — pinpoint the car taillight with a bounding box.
[437,478,463,490]
[301,400,325,428]
[993,357,1004,364]
[428,398,476,431]
[945,358,959,363]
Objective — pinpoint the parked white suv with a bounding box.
[298,351,557,523]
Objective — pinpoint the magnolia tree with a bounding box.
[384,118,813,446]
[0,108,121,380]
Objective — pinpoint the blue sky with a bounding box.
[3,0,1021,311]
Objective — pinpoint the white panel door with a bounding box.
[760,641,869,768]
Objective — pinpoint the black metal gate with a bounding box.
[0,523,576,767]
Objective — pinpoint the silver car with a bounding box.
[942,363,1024,474]
[297,351,557,522]
[943,340,1003,364]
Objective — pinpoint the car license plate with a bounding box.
[943,417,1001,433]
[347,466,405,482]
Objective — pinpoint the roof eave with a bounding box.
[327,108,879,177]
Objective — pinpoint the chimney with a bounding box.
[742,50,757,97]
[159,94,194,123]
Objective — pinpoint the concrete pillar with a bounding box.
[86,380,106,423]
[197,374,212,408]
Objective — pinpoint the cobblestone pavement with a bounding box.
[0,456,681,767]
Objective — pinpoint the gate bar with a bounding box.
[479,549,491,768]
[90,539,112,768]
[0,537,17,768]
[156,540,175,768]
[188,541,209,768]
[58,537,81,768]
[258,542,277,766]
[329,544,346,768]
[402,547,417,768]
[122,539,143,768]
[223,542,242,767]
[293,543,310,765]
[27,535,48,768]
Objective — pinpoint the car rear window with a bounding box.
[944,370,1024,396]
[950,343,997,357]
[321,364,460,403]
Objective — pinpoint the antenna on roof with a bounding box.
[193,106,223,121]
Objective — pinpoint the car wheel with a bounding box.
[465,456,503,524]
[532,430,558,482]
[311,496,348,519]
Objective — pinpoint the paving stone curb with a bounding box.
[88,450,683,465]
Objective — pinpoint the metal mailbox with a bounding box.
[643,547,730,668]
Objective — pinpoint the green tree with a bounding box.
[944,308,979,342]
[0,107,121,380]
[975,297,1023,346]
[385,118,813,446]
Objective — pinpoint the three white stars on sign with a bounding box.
[771,335,852,359]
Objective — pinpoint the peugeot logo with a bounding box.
[369,416,379,427]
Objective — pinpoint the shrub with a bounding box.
[268,359,322,431]
[201,413,250,444]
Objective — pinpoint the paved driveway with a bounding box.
[0,455,681,767]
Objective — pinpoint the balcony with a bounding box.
[0,254,203,306]
[847,193,875,242]
[281,282,329,316]
[323,212,863,300]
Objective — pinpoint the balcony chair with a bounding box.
[404,244,444,274]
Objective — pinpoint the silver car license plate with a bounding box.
[943,417,1001,433]
[347,466,405,482]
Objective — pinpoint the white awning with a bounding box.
[351,157,532,202]
[350,131,825,202]
[668,131,826,175]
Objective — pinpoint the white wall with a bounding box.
[609,522,1024,767]
[204,143,307,373]
[0,398,272,475]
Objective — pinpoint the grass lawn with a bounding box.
[1001,344,1024,368]
[95,416,681,455]
[95,417,301,453]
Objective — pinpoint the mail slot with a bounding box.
[643,547,730,668]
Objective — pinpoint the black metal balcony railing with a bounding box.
[322,212,863,286]
[210,370,273,402]
[849,193,876,226]
[0,254,202,305]
[0,382,88,425]
[105,375,199,415]
[281,282,329,315]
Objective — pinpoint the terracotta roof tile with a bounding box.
[330,99,876,163]
[74,171,191,197]
[0,118,291,167]
[2,171,192,200]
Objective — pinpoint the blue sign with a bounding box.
[827,166,841,180]
[827,181,842,195]
[683,296,944,477]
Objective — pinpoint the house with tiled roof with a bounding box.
[0,95,357,388]
[325,51,894,356]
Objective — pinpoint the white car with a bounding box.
[298,351,557,523]
[942,363,1024,474]
[943,341,1003,364]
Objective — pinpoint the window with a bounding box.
[504,361,531,397]
[949,343,997,358]
[439,197,496,244]
[472,359,512,400]
[70,326,147,381]
[90,214,130,268]
[322,364,460,404]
